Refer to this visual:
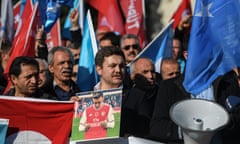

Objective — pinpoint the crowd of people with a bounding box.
[0,8,240,144]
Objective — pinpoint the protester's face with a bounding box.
[99,39,113,48]
[71,64,78,83]
[132,59,155,85]
[121,38,140,64]
[161,62,180,80]
[49,51,73,83]
[70,48,80,62]
[96,55,125,89]
[11,65,39,96]
[172,39,181,60]
[93,96,103,109]
[38,61,48,87]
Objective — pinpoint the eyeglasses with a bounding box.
[122,44,139,51]
[167,71,180,76]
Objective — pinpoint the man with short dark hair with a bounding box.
[5,56,51,99]
[99,32,121,48]
[94,46,126,90]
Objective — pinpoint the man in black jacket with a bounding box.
[120,57,158,138]
[5,56,53,99]
[47,46,80,101]
[149,76,190,143]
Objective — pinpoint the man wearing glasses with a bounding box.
[120,34,141,65]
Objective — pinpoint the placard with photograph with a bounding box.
[70,88,122,142]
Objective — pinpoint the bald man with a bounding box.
[121,57,158,137]
[160,58,180,80]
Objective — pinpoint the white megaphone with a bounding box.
[170,99,229,144]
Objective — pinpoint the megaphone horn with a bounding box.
[170,99,229,144]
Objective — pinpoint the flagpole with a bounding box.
[0,0,7,50]
[127,19,174,67]
[79,0,85,35]
[87,11,98,56]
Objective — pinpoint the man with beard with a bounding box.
[4,56,51,99]
[94,46,126,90]
[120,34,141,65]
[47,46,80,101]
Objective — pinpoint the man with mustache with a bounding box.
[47,46,80,101]
[5,56,51,99]
[94,46,126,90]
[120,34,141,65]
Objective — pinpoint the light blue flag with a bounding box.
[39,0,73,33]
[0,119,9,144]
[0,0,14,42]
[77,11,99,92]
[62,0,84,40]
[183,0,240,95]
[128,20,174,73]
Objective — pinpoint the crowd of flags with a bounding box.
[0,0,240,98]
[1,0,240,143]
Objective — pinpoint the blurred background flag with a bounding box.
[128,20,174,73]
[0,118,9,144]
[183,0,240,95]
[63,0,84,41]
[0,0,14,43]
[119,0,147,48]
[88,0,125,35]
[170,0,192,29]
[39,0,73,33]
[3,2,40,94]
[77,10,99,92]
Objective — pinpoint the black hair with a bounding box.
[95,46,125,67]
[9,56,39,77]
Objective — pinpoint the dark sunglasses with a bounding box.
[122,44,139,51]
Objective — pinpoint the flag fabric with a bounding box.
[39,0,73,33]
[88,0,125,35]
[62,0,84,40]
[3,2,41,94]
[13,1,21,31]
[128,20,174,73]
[171,0,192,29]
[13,0,35,42]
[77,11,99,92]
[183,0,240,95]
[0,96,74,143]
[0,118,9,144]
[46,19,62,49]
[119,0,147,48]
[0,0,14,42]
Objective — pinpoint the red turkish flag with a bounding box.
[119,0,147,48]
[0,96,74,143]
[171,0,192,29]
[46,19,62,50]
[3,2,41,94]
[88,0,125,35]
